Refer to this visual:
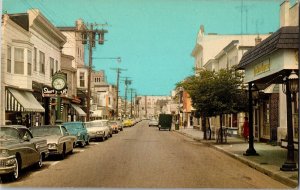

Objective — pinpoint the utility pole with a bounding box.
[122,77,131,117]
[78,23,108,121]
[129,88,135,117]
[145,95,147,118]
[111,67,127,119]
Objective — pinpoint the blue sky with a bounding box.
[2,0,284,96]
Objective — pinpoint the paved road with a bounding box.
[1,121,288,188]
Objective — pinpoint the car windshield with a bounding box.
[0,127,20,139]
[89,121,103,128]
[108,121,117,125]
[63,123,83,130]
[31,126,62,137]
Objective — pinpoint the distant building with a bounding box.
[137,95,172,118]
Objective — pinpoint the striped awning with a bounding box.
[6,88,45,112]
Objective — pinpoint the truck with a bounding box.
[158,114,173,131]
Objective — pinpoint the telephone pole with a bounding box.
[122,77,131,117]
[78,23,108,121]
[129,88,136,117]
[111,67,127,119]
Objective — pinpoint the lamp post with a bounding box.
[280,70,298,171]
[244,83,259,156]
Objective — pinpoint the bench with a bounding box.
[281,139,298,150]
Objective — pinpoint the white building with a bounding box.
[1,9,66,125]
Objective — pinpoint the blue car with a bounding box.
[63,122,90,147]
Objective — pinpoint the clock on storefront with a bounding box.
[52,72,67,91]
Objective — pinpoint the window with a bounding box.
[14,48,24,74]
[80,72,85,87]
[33,47,37,71]
[55,60,58,72]
[7,46,11,73]
[50,57,54,77]
[27,50,32,76]
[39,51,45,74]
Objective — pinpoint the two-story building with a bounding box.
[1,9,66,126]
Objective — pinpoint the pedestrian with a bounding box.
[183,120,187,129]
[242,117,249,142]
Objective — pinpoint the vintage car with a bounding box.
[100,120,113,137]
[30,125,76,159]
[85,121,109,141]
[0,126,48,181]
[63,122,90,147]
[122,119,134,127]
[148,119,159,127]
[108,121,119,134]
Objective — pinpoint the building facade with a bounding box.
[1,9,66,126]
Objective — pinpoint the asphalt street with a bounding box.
[1,120,289,188]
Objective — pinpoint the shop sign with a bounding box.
[254,59,270,76]
[42,86,68,97]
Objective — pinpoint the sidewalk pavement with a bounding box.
[173,127,299,188]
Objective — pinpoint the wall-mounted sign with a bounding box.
[42,86,68,97]
[254,59,270,76]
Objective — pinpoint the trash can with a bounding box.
[175,124,179,130]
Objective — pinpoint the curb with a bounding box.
[174,130,298,188]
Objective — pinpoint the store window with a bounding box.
[14,48,24,74]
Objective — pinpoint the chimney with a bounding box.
[280,0,290,27]
[255,35,262,45]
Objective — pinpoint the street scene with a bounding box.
[0,121,290,188]
[0,0,299,189]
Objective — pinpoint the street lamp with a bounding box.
[280,70,298,171]
[244,83,259,156]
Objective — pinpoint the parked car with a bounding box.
[63,122,90,147]
[86,120,110,141]
[30,125,76,160]
[0,125,48,181]
[116,120,123,131]
[148,119,159,127]
[123,119,133,127]
[108,121,119,133]
[100,120,113,137]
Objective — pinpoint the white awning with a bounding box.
[6,88,45,112]
[71,104,86,116]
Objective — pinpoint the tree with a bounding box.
[178,68,248,143]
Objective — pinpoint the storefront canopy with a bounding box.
[71,104,86,117]
[6,88,45,112]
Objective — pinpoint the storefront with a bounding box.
[5,87,45,127]
[237,26,298,144]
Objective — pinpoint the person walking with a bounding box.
[242,117,249,142]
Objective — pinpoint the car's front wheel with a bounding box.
[35,154,43,169]
[12,157,19,180]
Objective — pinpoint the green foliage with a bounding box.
[177,68,248,117]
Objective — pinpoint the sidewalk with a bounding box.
[174,127,299,188]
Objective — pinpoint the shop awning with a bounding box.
[6,88,45,112]
[71,104,86,116]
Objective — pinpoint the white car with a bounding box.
[148,119,159,127]
[98,120,113,137]
[85,120,110,141]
